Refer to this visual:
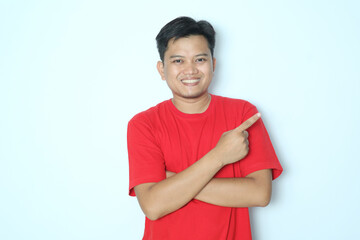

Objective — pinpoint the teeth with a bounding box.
[182,79,199,83]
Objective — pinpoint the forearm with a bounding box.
[194,171,272,207]
[135,148,223,220]
[165,169,272,208]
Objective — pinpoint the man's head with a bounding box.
[156,17,216,62]
[156,17,217,103]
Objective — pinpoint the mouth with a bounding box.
[181,78,200,86]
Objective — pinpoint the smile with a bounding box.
[181,79,200,84]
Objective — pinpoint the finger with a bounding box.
[236,113,261,132]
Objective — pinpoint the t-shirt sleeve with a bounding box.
[127,114,166,196]
[238,102,283,180]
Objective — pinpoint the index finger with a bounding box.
[236,113,261,132]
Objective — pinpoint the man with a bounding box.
[127,16,282,240]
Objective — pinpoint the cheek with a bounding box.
[165,66,179,78]
[200,64,214,76]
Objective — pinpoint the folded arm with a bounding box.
[134,148,223,221]
[134,113,261,220]
[167,169,272,207]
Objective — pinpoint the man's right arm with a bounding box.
[134,113,261,220]
[134,148,223,220]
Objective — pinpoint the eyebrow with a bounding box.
[169,53,209,59]
[195,53,209,57]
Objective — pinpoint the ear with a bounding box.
[157,61,166,80]
[212,57,216,72]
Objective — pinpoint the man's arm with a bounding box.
[135,149,223,221]
[134,113,261,221]
[167,169,272,207]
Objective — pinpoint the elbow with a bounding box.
[145,210,161,221]
[254,178,272,207]
[255,191,271,207]
[135,184,166,221]
[257,196,271,207]
[250,185,271,207]
[141,204,165,221]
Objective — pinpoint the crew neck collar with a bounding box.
[167,94,216,119]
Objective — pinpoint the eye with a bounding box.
[172,59,183,63]
[196,58,207,63]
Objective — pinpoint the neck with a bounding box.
[172,93,212,114]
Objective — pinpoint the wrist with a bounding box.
[207,147,226,169]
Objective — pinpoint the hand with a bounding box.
[213,113,261,166]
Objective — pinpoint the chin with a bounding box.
[180,91,208,99]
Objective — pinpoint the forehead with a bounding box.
[165,35,210,57]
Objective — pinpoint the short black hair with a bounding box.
[156,16,216,62]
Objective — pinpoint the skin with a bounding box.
[134,35,272,221]
[157,35,216,114]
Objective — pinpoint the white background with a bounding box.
[1,0,359,239]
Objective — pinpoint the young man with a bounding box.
[127,17,282,240]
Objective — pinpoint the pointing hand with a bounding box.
[214,113,261,165]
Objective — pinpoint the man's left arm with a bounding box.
[166,169,272,207]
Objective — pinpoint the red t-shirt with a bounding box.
[127,94,282,240]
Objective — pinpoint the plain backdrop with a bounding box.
[1,0,359,239]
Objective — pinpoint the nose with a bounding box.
[183,62,199,75]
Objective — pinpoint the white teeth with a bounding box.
[182,79,199,83]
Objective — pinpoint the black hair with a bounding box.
[155,16,216,62]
